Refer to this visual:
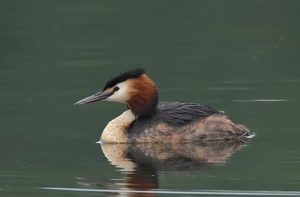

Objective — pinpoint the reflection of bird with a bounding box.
[76,142,246,196]
[101,141,245,173]
[75,68,250,143]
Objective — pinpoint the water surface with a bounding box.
[1,1,300,196]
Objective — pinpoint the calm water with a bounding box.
[1,1,300,196]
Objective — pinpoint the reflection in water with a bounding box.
[92,141,246,196]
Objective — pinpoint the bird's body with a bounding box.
[75,68,250,143]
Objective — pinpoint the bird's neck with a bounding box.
[100,110,136,143]
[127,95,158,117]
[126,74,159,117]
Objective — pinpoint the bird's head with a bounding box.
[75,68,158,117]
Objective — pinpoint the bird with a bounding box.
[75,68,250,143]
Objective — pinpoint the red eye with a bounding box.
[113,86,119,91]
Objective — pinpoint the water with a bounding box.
[1,1,300,196]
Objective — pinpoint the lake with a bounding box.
[1,1,300,196]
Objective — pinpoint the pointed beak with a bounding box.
[74,91,113,105]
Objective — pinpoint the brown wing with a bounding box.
[126,102,249,143]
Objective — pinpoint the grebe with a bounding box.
[75,68,249,143]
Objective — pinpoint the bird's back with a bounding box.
[125,102,249,143]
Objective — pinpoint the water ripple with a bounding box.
[232,99,288,102]
[41,187,300,196]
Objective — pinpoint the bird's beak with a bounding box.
[74,91,113,105]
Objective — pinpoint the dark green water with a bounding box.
[1,1,300,196]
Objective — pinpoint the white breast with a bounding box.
[100,110,136,143]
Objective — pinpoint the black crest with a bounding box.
[102,68,145,91]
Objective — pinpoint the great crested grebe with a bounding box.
[75,68,250,143]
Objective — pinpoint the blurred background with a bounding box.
[1,0,300,196]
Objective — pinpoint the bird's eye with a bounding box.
[113,86,119,91]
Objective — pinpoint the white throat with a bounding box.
[100,110,136,143]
